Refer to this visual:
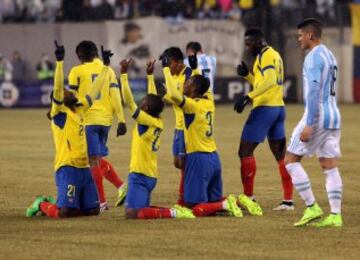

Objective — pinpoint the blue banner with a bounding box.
[0,76,298,108]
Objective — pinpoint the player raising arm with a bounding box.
[26,43,113,218]
[68,41,127,211]
[119,58,195,219]
[285,19,343,227]
[162,60,242,218]
[159,47,199,206]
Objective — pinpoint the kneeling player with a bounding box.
[26,42,112,218]
[119,59,194,219]
[162,59,242,218]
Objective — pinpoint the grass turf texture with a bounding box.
[0,105,359,259]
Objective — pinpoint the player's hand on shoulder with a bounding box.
[188,52,198,70]
[237,61,249,77]
[234,95,251,113]
[101,45,114,66]
[117,122,127,136]
[120,58,132,74]
[146,59,156,75]
[54,40,65,61]
[159,53,170,68]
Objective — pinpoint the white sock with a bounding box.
[286,162,315,206]
[170,208,176,218]
[324,167,343,214]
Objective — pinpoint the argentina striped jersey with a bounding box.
[184,54,217,92]
[303,44,341,129]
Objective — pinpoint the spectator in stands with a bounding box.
[96,0,114,20]
[0,53,13,81]
[114,0,132,19]
[11,51,27,81]
[36,53,54,81]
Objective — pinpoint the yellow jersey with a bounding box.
[163,67,216,153]
[68,58,125,126]
[245,46,285,108]
[51,61,110,171]
[120,73,163,178]
[163,66,194,130]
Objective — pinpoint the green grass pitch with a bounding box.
[0,104,359,259]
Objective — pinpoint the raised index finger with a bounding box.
[54,40,59,48]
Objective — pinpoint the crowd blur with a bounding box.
[0,0,352,27]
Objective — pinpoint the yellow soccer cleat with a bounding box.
[313,214,343,228]
[115,183,128,207]
[237,194,263,216]
[173,204,196,219]
[294,203,323,227]
[224,194,243,218]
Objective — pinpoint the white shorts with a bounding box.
[287,119,341,158]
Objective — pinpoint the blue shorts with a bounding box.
[172,129,186,157]
[241,106,286,143]
[125,173,157,209]
[55,166,99,210]
[184,152,223,204]
[85,125,110,157]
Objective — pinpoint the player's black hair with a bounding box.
[163,47,184,62]
[186,41,202,53]
[244,28,265,39]
[145,94,164,118]
[191,75,210,96]
[76,40,97,62]
[297,18,322,38]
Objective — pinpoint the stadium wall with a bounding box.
[0,17,354,105]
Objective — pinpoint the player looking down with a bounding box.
[119,58,195,220]
[160,47,198,206]
[26,43,113,218]
[285,18,343,227]
[233,28,294,215]
[162,55,242,218]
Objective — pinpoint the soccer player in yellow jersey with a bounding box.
[68,41,127,211]
[162,58,242,218]
[26,43,113,218]
[119,58,195,219]
[233,28,293,215]
[159,47,197,206]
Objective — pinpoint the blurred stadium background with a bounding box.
[0,0,359,107]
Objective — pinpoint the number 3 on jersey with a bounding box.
[205,111,213,137]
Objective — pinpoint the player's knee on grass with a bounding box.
[268,138,286,161]
[83,207,100,216]
[174,156,185,169]
[125,208,139,219]
[318,157,338,170]
[238,141,258,158]
[59,208,81,218]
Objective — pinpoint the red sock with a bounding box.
[177,169,185,206]
[100,158,123,188]
[91,165,106,203]
[40,202,59,218]
[137,207,173,219]
[278,159,293,200]
[241,156,256,197]
[192,201,224,217]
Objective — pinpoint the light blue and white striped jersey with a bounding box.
[303,44,341,129]
[184,53,217,92]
